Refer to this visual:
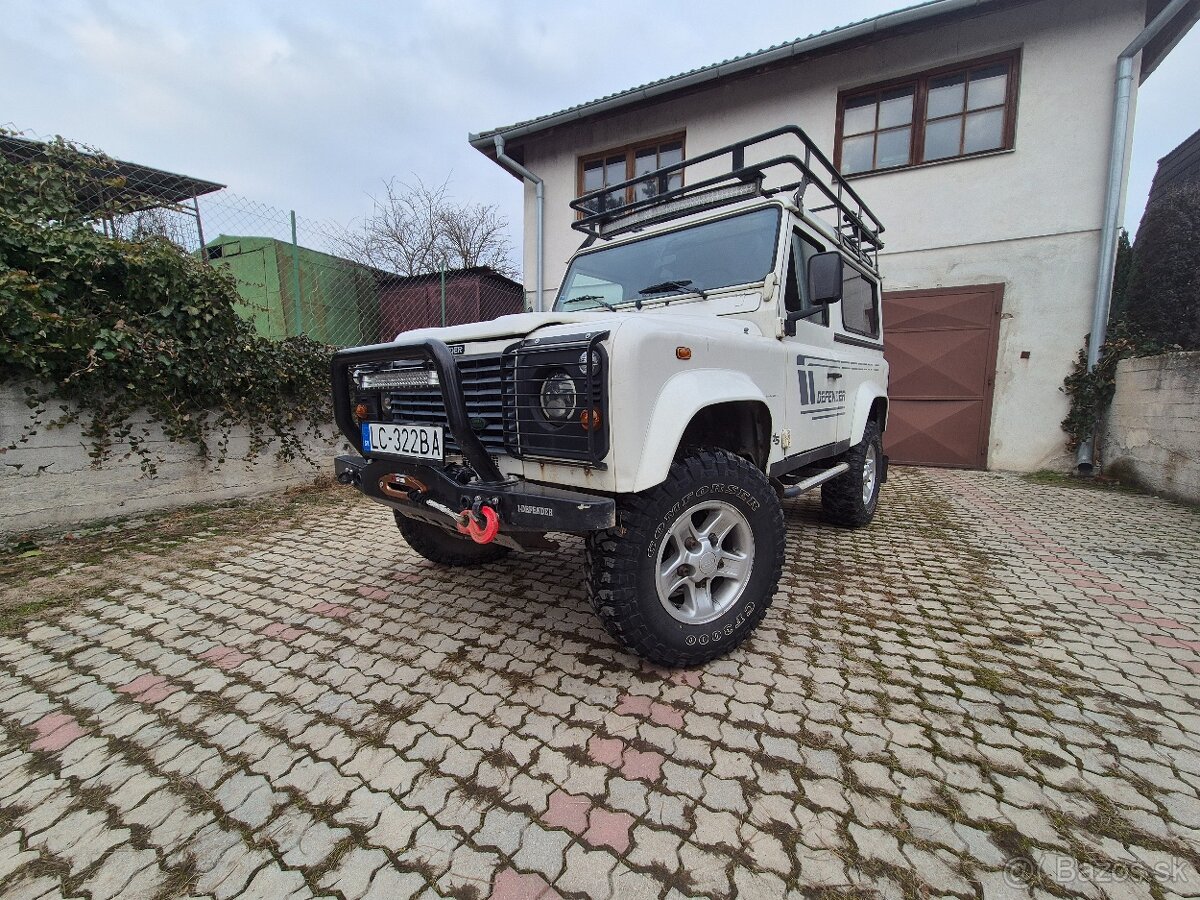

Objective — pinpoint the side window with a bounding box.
[783,232,828,326]
[841,267,880,338]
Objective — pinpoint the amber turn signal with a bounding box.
[581,408,602,431]
[353,402,370,423]
[676,346,692,360]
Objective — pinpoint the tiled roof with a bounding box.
[468,0,998,148]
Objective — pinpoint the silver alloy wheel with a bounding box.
[655,500,755,625]
[862,443,878,506]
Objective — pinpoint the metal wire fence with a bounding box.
[2,130,528,348]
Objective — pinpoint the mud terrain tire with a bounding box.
[585,449,784,667]
[395,512,510,566]
[821,419,883,528]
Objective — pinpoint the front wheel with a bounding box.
[585,450,784,667]
[821,419,883,528]
[395,512,510,566]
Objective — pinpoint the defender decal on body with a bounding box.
[795,354,847,420]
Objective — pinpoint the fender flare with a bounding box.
[847,385,888,446]
[632,370,772,492]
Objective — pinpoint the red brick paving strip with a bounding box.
[586,735,665,783]
[260,622,307,642]
[489,867,562,900]
[541,790,590,835]
[615,693,685,729]
[582,807,635,855]
[117,673,180,704]
[196,645,250,671]
[29,711,87,752]
[954,480,1200,669]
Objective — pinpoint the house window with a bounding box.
[579,135,684,213]
[837,52,1019,176]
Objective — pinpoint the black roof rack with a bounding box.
[570,125,885,272]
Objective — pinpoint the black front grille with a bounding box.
[386,354,507,454]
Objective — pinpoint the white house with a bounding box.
[469,0,1197,472]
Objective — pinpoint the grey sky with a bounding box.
[3,0,1197,266]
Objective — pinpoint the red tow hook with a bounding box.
[456,505,500,544]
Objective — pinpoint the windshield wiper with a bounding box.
[569,294,618,312]
[637,279,708,305]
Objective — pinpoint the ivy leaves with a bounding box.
[0,134,332,474]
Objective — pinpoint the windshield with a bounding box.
[555,206,782,311]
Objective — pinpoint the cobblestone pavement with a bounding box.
[1,468,1199,900]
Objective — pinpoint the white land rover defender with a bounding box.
[332,126,889,667]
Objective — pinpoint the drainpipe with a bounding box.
[493,134,544,313]
[1078,0,1193,473]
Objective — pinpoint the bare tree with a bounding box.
[338,176,519,280]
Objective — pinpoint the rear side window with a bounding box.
[841,267,879,338]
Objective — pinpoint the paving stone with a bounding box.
[489,867,560,900]
[513,823,573,882]
[241,864,312,899]
[475,806,531,856]
[319,846,389,900]
[3,469,1199,900]
[77,847,161,900]
[555,842,619,897]
[362,866,427,900]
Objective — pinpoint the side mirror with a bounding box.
[808,252,844,305]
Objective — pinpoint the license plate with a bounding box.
[361,423,443,461]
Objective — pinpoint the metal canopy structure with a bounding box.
[0,133,225,245]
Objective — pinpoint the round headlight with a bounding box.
[578,350,600,376]
[539,371,578,423]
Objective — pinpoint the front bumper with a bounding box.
[335,455,616,533]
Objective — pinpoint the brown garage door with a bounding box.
[882,284,1003,469]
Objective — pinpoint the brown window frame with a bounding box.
[576,132,687,210]
[835,50,1021,177]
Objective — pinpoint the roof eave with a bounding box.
[467,0,1001,154]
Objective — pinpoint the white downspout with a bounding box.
[493,135,545,313]
[1078,0,1193,472]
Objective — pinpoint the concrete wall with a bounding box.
[1104,352,1200,503]
[0,384,349,534]
[509,0,1146,472]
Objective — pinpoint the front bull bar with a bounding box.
[330,338,506,485]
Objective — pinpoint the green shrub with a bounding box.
[1124,182,1200,350]
[1059,321,1157,452]
[0,135,332,472]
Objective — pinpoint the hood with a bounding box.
[397,309,759,345]
[397,311,631,344]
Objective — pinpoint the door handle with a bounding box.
[827,372,843,380]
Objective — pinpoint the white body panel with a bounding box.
[396,201,888,495]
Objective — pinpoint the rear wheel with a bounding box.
[394,512,510,566]
[585,449,784,667]
[821,419,883,527]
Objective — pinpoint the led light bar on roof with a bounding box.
[598,182,759,237]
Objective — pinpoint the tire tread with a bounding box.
[585,449,784,667]
[820,420,882,528]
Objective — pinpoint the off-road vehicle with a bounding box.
[332,126,889,666]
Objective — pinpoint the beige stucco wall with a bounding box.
[1103,352,1200,503]
[0,384,350,534]
[508,0,1146,472]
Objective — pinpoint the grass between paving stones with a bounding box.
[1023,469,1200,513]
[0,476,351,633]
[776,472,1198,898]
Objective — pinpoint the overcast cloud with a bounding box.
[2,0,1197,267]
